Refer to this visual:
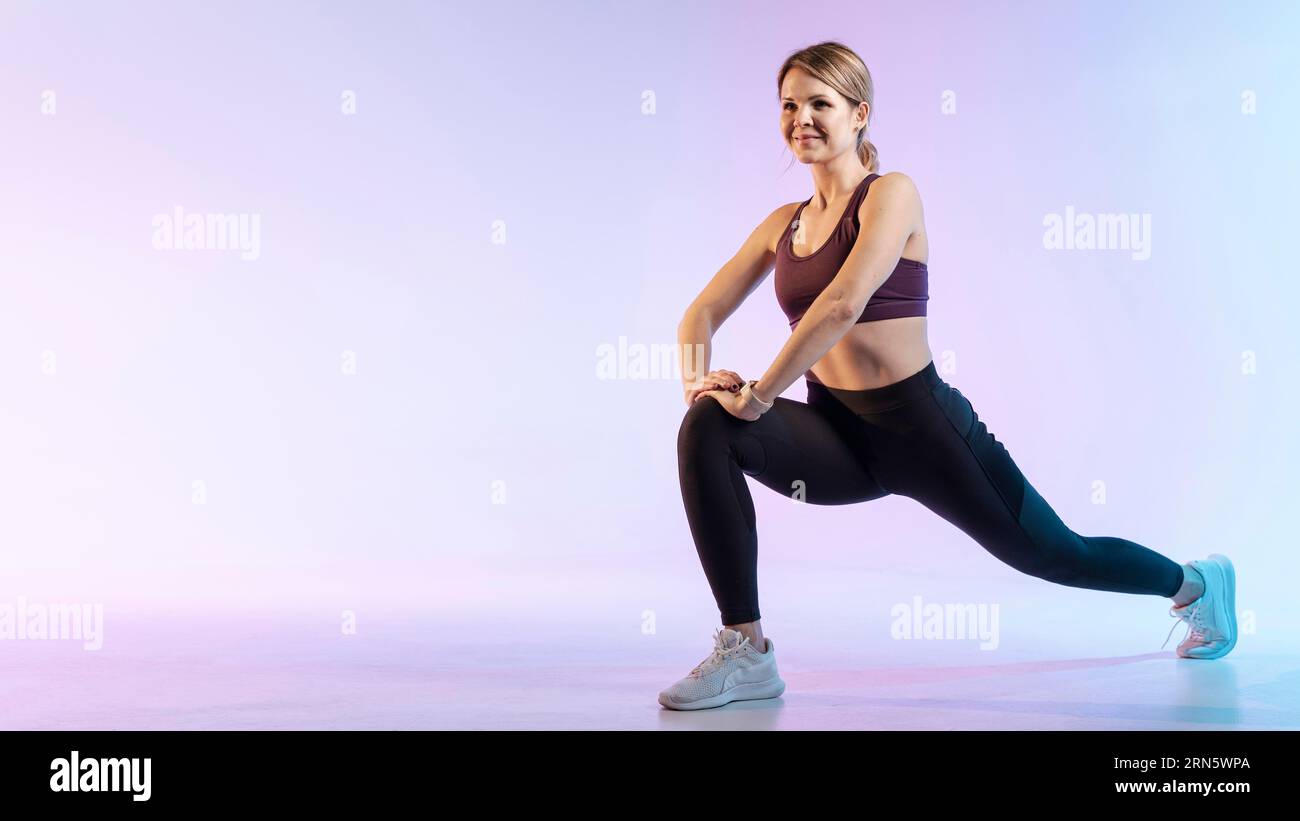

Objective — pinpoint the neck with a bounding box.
[808,162,870,208]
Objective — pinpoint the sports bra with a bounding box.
[774,173,929,384]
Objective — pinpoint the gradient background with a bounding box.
[1,0,1297,727]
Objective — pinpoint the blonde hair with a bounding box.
[777,41,878,173]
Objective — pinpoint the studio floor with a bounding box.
[2,605,1296,731]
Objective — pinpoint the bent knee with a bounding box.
[677,393,731,449]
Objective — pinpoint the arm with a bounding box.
[748,173,923,404]
[678,203,793,402]
[677,309,715,395]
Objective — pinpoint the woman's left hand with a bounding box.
[699,386,764,422]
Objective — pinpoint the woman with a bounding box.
[660,42,1237,712]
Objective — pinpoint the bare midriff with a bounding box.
[809,316,933,390]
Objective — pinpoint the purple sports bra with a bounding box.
[774,172,929,385]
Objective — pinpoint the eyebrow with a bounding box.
[781,94,831,102]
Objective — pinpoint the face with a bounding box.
[780,67,868,162]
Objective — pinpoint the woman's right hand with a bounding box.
[683,369,745,406]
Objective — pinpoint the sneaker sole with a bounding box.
[658,677,786,711]
[1183,553,1237,660]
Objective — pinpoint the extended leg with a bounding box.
[897,383,1184,597]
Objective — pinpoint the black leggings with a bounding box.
[676,360,1184,625]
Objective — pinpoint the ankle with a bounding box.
[1171,563,1205,606]
[725,622,765,651]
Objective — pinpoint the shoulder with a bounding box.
[859,171,921,219]
[775,200,804,223]
[865,171,920,201]
[760,201,805,253]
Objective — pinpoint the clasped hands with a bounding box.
[682,369,772,422]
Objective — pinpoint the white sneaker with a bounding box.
[658,627,786,710]
[1162,553,1237,659]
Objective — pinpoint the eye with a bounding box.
[783,101,830,110]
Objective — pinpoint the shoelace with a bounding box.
[690,629,752,678]
[1162,597,1211,650]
